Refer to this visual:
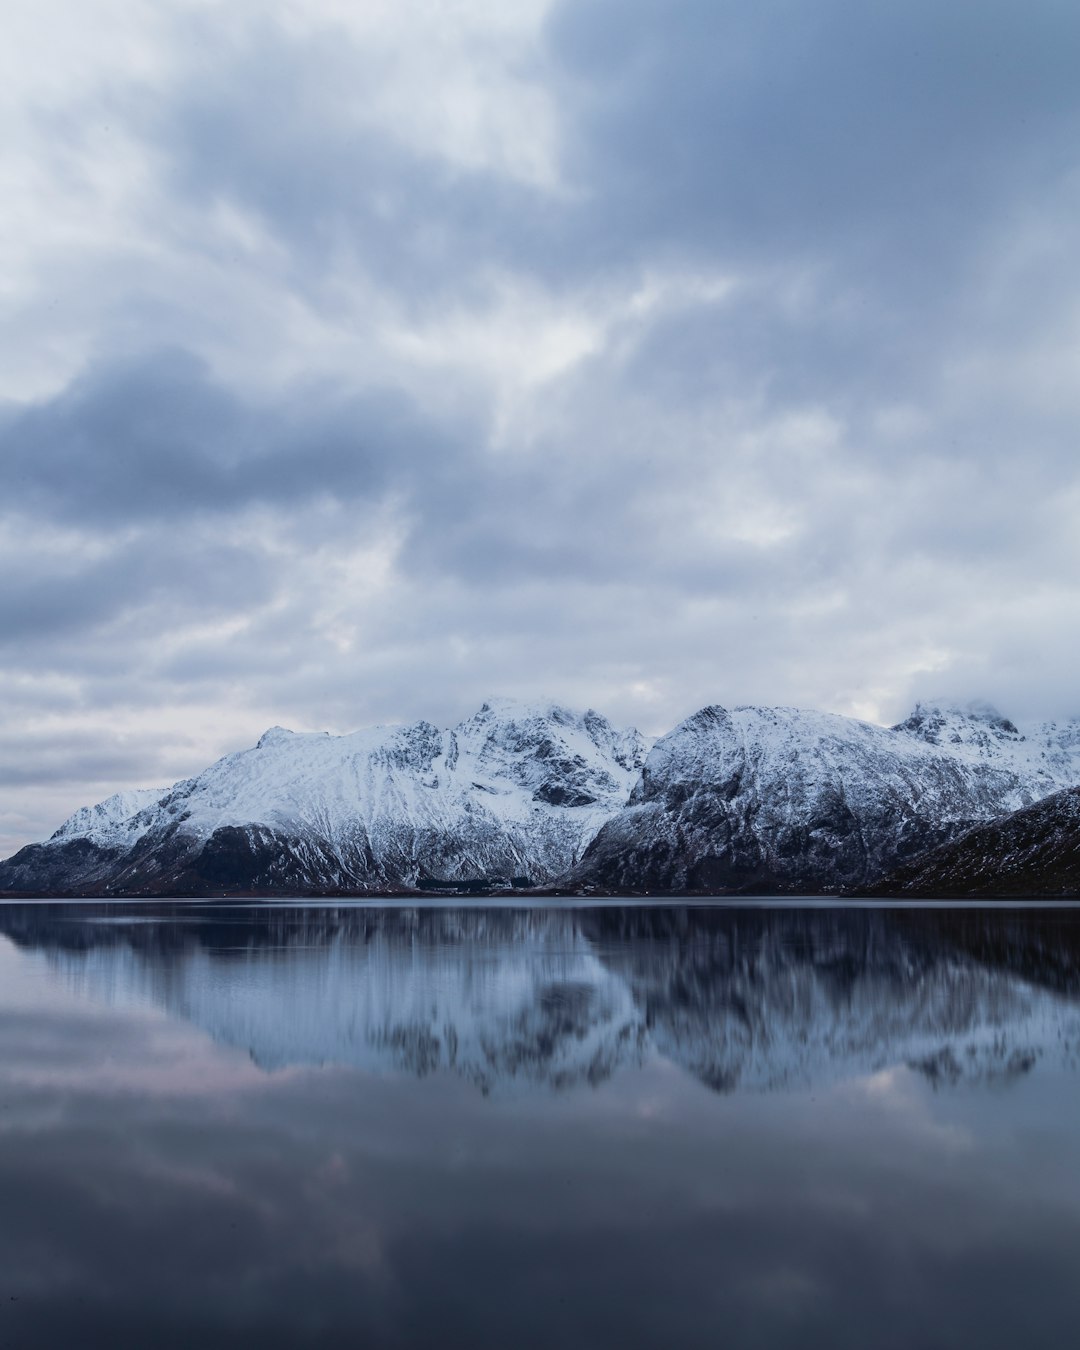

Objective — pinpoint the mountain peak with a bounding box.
[257,726,297,749]
[893,701,1021,746]
[474,696,579,725]
[10,695,1080,899]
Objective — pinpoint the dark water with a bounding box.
[2,902,1080,1349]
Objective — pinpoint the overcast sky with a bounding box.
[4,0,1080,852]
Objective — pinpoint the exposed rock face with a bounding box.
[573,704,1080,894]
[0,700,647,896]
[876,786,1080,898]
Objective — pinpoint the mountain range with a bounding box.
[3,697,1080,897]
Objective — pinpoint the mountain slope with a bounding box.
[875,786,1080,898]
[0,700,647,896]
[573,703,1080,894]
[5,697,1080,898]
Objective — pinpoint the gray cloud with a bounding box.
[3,348,469,524]
[0,530,275,651]
[2,0,1080,852]
[136,16,563,304]
[548,0,1080,267]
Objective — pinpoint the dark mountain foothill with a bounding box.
[874,786,1080,898]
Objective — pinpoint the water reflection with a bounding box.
[3,903,1080,1094]
[2,903,1080,1350]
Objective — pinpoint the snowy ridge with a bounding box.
[575,702,1080,893]
[4,696,1080,896]
[0,700,648,895]
[51,788,166,845]
[893,701,1080,787]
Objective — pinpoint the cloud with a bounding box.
[2,348,470,524]
[547,0,1080,266]
[2,0,1080,851]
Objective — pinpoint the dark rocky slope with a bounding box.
[874,786,1080,898]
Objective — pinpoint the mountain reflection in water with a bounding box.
[3,902,1080,1350]
[3,903,1080,1094]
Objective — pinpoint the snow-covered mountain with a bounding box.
[4,697,1079,897]
[573,702,1080,894]
[0,700,648,896]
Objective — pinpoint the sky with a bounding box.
[4,0,1080,853]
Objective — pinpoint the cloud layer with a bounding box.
[4,0,1080,851]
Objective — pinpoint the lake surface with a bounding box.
[2,901,1080,1348]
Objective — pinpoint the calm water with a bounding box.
[2,902,1080,1349]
